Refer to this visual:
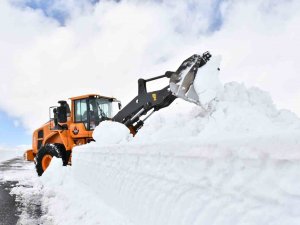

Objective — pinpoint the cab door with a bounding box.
[70,98,91,139]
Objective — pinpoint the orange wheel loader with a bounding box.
[24,52,212,176]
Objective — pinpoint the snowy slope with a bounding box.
[41,56,300,225]
[0,146,27,163]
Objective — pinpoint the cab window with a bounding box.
[89,98,112,130]
[74,99,88,123]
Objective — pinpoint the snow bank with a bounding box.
[42,157,134,225]
[41,56,300,225]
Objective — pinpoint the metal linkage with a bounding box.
[113,52,212,135]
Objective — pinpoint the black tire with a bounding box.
[35,144,61,176]
[55,143,70,166]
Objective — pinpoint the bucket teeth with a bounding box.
[169,52,211,105]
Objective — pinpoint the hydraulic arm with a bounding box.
[113,51,212,135]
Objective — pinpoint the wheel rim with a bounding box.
[42,154,53,171]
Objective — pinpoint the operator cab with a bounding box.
[71,94,120,130]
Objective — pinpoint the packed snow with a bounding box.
[37,56,300,225]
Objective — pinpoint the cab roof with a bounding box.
[69,94,116,101]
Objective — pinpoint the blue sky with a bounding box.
[15,0,224,28]
[25,0,68,25]
[0,111,31,146]
[14,0,101,25]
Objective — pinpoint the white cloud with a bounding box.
[205,0,300,113]
[0,0,299,132]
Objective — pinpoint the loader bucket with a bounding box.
[169,52,211,105]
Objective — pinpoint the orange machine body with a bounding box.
[24,94,115,162]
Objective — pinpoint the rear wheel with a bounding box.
[35,144,61,176]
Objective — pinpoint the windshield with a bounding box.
[89,98,112,129]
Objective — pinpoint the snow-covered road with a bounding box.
[0,157,46,225]
[0,179,18,225]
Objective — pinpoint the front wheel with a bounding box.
[35,144,60,176]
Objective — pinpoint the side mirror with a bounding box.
[57,106,67,123]
[118,102,122,110]
[53,108,58,127]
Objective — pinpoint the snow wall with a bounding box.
[42,57,300,225]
